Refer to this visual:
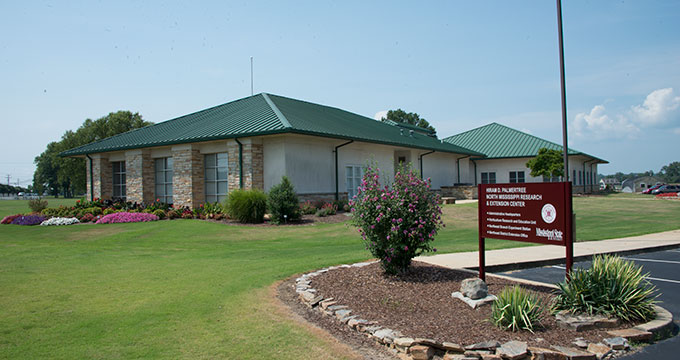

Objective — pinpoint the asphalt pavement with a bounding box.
[497,249,680,360]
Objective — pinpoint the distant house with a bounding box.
[61,93,482,208]
[621,176,664,193]
[599,178,621,191]
[443,123,608,194]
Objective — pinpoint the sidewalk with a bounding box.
[417,229,680,271]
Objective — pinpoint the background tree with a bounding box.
[33,111,152,197]
[380,109,436,133]
[660,161,680,183]
[525,148,564,179]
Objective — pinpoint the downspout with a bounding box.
[234,138,243,189]
[86,154,94,201]
[334,140,354,201]
[456,155,471,184]
[472,159,478,185]
[419,151,435,179]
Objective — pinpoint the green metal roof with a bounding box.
[61,93,482,157]
[442,122,607,163]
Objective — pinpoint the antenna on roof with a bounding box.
[250,56,254,95]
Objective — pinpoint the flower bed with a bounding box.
[95,212,159,224]
[40,217,80,226]
[1,214,22,224]
[10,215,46,226]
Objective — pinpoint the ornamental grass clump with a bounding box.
[40,217,80,226]
[552,254,658,322]
[491,285,544,333]
[95,212,159,224]
[224,189,267,223]
[28,198,48,213]
[350,163,443,275]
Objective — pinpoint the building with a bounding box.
[61,93,482,208]
[621,176,664,193]
[600,178,621,191]
[442,123,608,194]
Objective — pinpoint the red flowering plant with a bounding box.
[349,163,444,275]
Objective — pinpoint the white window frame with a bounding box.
[481,172,496,184]
[205,153,228,204]
[346,165,364,199]
[155,157,174,204]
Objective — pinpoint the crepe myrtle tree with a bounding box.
[349,163,444,275]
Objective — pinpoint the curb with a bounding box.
[470,242,680,273]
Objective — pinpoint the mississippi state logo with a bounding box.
[541,203,557,224]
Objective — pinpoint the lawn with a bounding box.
[0,194,678,359]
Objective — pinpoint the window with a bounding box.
[112,161,126,201]
[578,170,583,186]
[509,171,525,183]
[205,153,228,203]
[155,157,173,204]
[573,170,576,184]
[481,172,496,184]
[346,165,364,199]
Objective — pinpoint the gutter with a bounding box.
[456,155,471,184]
[472,159,478,185]
[86,154,94,201]
[334,140,354,201]
[418,151,435,179]
[235,138,243,189]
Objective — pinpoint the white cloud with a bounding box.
[571,88,680,140]
[374,110,388,120]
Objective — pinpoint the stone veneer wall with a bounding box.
[125,151,155,204]
[440,185,478,200]
[172,147,204,208]
[227,141,264,192]
[87,157,112,200]
[298,192,348,205]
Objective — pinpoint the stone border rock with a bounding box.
[294,262,675,360]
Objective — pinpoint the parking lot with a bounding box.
[497,248,680,359]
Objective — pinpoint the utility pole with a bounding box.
[6,174,10,185]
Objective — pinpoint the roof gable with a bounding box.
[442,122,607,163]
[61,93,482,157]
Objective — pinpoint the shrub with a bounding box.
[181,212,194,219]
[40,217,79,226]
[11,215,46,226]
[202,202,224,219]
[28,198,48,213]
[315,202,337,217]
[166,210,179,219]
[552,254,658,322]
[224,189,267,223]
[152,209,166,219]
[350,163,443,275]
[333,199,348,212]
[42,206,75,218]
[267,176,301,224]
[1,214,22,224]
[80,213,95,223]
[299,201,317,215]
[83,207,102,216]
[103,208,117,216]
[491,286,544,332]
[95,212,159,224]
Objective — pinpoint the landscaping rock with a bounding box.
[347,318,368,329]
[465,350,493,358]
[602,337,628,350]
[415,338,441,348]
[555,311,618,332]
[466,340,501,351]
[606,328,653,342]
[528,346,568,360]
[444,355,478,360]
[334,309,352,319]
[308,295,323,307]
[572,338,588,349]
[586,343,612,360]
[497,340,528,360]
[300,290,316,302]
[452,291,498,309]
[394,337,415,353]
[373,328,396,344]
[340,314,357,324]
[461,278,489,300]
[481,355,503,360]
[442,342,465,353]
[410,345,434,360]
[320,299,336,309]
[550,345,596,360]
[327,304,347,311]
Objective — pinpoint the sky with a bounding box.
[1,0,679,188]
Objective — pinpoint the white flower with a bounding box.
[40,217,80,226]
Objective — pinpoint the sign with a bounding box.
[479,182,570,245]
[477,182,573,281]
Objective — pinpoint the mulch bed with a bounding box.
[310,261,640,348]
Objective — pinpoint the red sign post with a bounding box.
[477,182,573,281]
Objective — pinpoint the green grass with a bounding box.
[0,198,78,219]
[0,193,679,359]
